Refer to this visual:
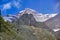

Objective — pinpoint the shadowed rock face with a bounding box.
[14,13,49,29]
[18,13,36,26]
[45,13,60,29]
[55,30,60,36]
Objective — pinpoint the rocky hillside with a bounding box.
[13,25,57,40]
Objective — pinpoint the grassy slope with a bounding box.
[0,16,24,40]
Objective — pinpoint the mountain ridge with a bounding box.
[3,8,58,22]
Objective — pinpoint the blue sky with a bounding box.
[0,0,60,16]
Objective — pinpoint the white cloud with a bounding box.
[3,3,11,10]
[12,0,21,9]
[2,0,22,11]
[13,1,20,8]
[55,2,60,9]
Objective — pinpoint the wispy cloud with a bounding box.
[2,0,22,10]
[55,2,60,9]
[2,3,11,10]
[12,0,21,9]
[1,0,22,16]
[55,1,60,12]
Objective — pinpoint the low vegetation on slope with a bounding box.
[13,25,57,40]
[0,16,24,40]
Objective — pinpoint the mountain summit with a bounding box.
[17,8,58,22]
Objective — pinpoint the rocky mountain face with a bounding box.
[45,13,60,31]
[3,8,58,29]
[45,13,60,39]
[15,13,48,29]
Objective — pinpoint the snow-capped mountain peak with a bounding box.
[3,8,58,22]
[17,8,38,16]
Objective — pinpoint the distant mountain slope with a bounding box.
[45,13,60,39]
[45,13,60,30]
[3,15,18,22]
